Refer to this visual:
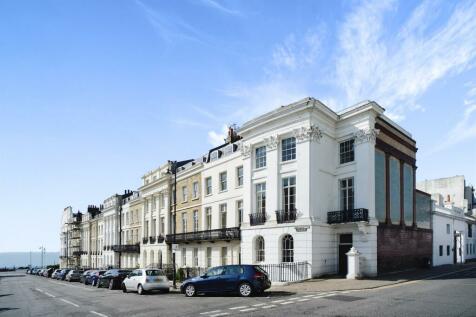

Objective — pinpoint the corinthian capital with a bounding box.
[354,128,380,144]
[293,125,323,143]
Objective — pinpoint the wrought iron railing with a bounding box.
[275,209,297,224]
[250,212,266,226]
[166,227,240,243]
[149,236,156,244]
[112,244,140,253]
[142,237,148,244]
[327,208,369,224]
[259,262,310,282]
[157,235,165,243]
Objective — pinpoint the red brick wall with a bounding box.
[377,224,432,273]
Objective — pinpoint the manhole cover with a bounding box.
[324,295,363,302]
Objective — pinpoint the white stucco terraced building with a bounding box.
[61,97,470,279]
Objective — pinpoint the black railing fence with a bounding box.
[112,244,140,253]
[249,212,266,226]
[327,208,369,224]
[259,262,310,282]
[275,209,297,223]
[166,227,240,243]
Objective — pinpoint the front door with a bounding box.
[338,234,353,276]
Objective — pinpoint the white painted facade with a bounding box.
[139,162,173,268]
[102,194,122,268]
[119,191,141,269]
[239,98,381,277]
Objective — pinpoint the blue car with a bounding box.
[56,269,71,280]
[180,265,271,297]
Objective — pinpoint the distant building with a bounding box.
[417,176,476,266]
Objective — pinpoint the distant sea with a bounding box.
[0,252,60,268]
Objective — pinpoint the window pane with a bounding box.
[281,137,296,161]
[255,146,267,168]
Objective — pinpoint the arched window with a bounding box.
[282,234,294,263]
[255,236,265,262]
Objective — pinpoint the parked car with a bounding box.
[80,270,93,284]
[37,269,44,276]
[97,269,131,289]
[87,270,106,286]
[51,269,62,279]
[180,265,271,297]
[43,268,54,278]
[56,269,71,280]
[121,268,169,295]
[65,270,84,282]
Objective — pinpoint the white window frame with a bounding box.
[255,146,266,169]
[237,166,243,187]
[281,137,296,162]
[219,171,227,192]
[339,177,354,210]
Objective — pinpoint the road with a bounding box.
[1,266,476,317]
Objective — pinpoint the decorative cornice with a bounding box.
[354,128,380,144]
[264,135,279,150]
[293,125,323,143]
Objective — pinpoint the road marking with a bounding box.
[60,299,79,308]
[297,298,310,302]
[200,310,221,315]
[90,311,109,317]
[261,305,277,309]
[209,313,229,317]
[229,306,248,310]
[35,288,44,292]
[289,297,300,300]
[252,303,267,307]
[239,308,257,312]
[280,301,294,305]
[271,299,285,303]
[44,292,56,298]
[303,294,315,298]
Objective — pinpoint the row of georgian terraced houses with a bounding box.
[60,97,476,279]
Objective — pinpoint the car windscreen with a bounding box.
[146,269,164,276]
[118,270,131,274]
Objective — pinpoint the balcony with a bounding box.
[327,208,369,224]
[112,244,140,253]
[157,235,165,243]
[149,236,156,244]
[249,212,266,226]
[166,227,240,243]
[142,237,148,244]
[276,209,297,224]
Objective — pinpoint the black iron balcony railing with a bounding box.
[149,236,156,244]
[157,235,165,243]
[166,227,240,243]
[250,212,266,226]
[142,237,148,244]
[276,209,297,224]
[112,244,140,253]
[327,208,369,224]
[72,251,86,256]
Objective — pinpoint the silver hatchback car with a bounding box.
[121,269,169,295]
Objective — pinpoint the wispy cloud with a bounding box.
[208,124,229,146]
[206,0,476,146]
[428,82,476,154]
[135,0,206,44]
[335,0,476,120]
[199,0,241,16]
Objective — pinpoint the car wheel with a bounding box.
[122,284,128,293]
[184,284,196,297]
[138,284,145,295]
[109,280,114,290]
[238,282,253,297]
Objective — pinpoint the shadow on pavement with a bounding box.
[0,308,19,312]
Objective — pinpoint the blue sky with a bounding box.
[1,0,476,252]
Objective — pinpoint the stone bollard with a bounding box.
[346,247,361,279]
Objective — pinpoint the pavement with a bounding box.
[270,261,476,293]
[1,263,476,316]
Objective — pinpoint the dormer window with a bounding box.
[210,150,220,161]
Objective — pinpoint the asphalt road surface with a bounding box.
[1,266,476,317]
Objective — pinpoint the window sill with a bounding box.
[254,167,266,172]
[280,159,296,165]
[192,197,200,201]
[338,161,356,168]
[219,190,228,194]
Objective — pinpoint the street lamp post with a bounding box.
[39,246,45,268]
